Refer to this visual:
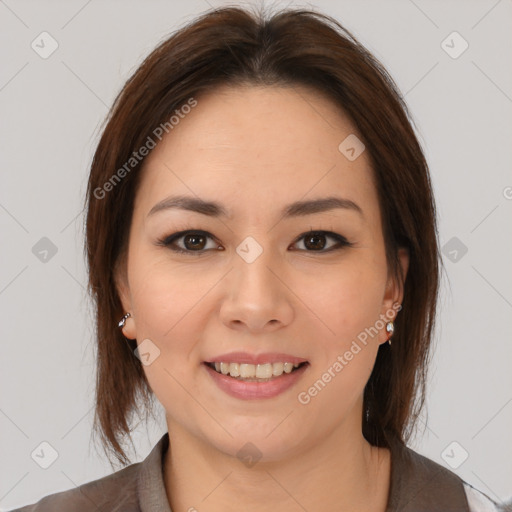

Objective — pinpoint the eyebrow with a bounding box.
[147,195,363,219]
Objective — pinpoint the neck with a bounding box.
[163,413,391,512]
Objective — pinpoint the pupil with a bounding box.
[185,234,205,250]
[305,232,325,250]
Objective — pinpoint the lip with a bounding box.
[203,361,310,400]
[205,352,308,365]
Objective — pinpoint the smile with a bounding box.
[207,361,307,381]
[203,361,310,399]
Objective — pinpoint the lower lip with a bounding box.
[203,363,309,400]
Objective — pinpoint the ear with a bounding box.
[379,247,409,344]
[114,256,137,340]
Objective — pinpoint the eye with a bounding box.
[157,230,222,255]
[291,230,353,252]
[157,229,352,255]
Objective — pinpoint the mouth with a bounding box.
[203,361,310,382]
[203,359,310,400]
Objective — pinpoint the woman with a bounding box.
[12,5,502,512]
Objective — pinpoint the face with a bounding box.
[117,84,408,462]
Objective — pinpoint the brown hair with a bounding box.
[85,5,440,467]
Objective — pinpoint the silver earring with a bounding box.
[386,320,394,345]
[118,313,131,328]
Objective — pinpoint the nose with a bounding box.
[219,246,294,333]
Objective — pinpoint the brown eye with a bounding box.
[183,233,207,251]
[292,231,352,253]
[158,229,351,255]
[304,232,327,250]
[158,230,221,255]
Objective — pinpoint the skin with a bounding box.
[117,84,409,512]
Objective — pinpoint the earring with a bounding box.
[118,312,131,328]
[386,320,394,345]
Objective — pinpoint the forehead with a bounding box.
[136,85,379,223]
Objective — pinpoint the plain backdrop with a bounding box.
[1,0,511,509]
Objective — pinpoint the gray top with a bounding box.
[11,432,502,511]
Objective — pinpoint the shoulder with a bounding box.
[387,437,469,511]
[9,461,141,512]
[387,437,505,512]
[9,432,171,512]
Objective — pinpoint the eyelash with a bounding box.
[156,229,353,255]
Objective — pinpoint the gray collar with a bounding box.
[137,433,172,512]
[136,432,469,511]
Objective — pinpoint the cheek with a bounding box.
[126,244,232,372]
[309,262,386,350]
[127,257,206,414]
[297,267,384,419]
[128,246,207,339]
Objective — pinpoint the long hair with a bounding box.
[85,5,440,466]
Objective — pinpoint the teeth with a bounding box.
[211,361,302,379]
[272,362,284,377]
[240,364,256,378]
[283,362,294,374]
[229,363,240,377]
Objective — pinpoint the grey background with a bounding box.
[1,0,511,509]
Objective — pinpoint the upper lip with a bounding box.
[205,352,308,365]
